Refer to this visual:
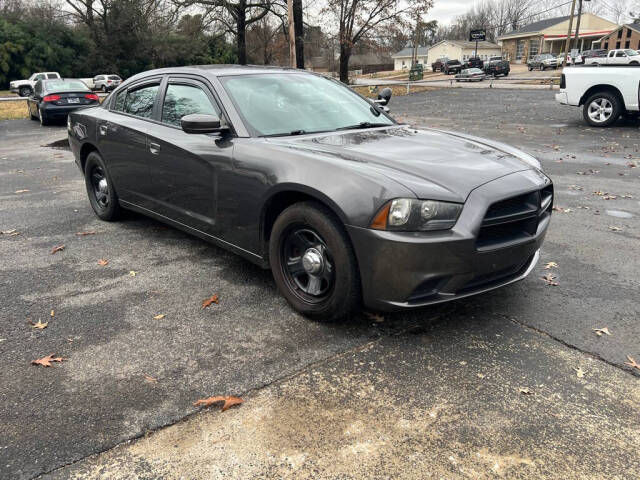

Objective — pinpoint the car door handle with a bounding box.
[149,142,161,155]
[99,124,108,136]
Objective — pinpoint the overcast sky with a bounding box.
[429,0,473,25]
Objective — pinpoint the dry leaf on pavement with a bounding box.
[1,229,20,236]
[593,327,611,336]
[30,320,48,329]
[624,356,640,371]
[544,262,558,269]
[153,314,166,320]
[519,387,532,395]
[364,311,385,323]
[50,309,54,317]
[201,294,219,309]
[574,367,586,378]
[608,226,623,232]
[144,376,158,383]
[193,395,243,411]
[31,354,64,367]
[128,271,138,277]
[75,231,96,236]
[14,189,30,194]
[542,273,558,286]
[97,259,108,266]
[51,245,65,254]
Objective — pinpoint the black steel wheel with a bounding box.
[269,202,360,322]
[84,151,121,221]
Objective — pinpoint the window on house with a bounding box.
[616,41,621,49]
[529,40,540,57]
[625,40,631,48]
[627,28,632,38]
[617,29,623,39]
[516,40,525,60]
[604,42,609,49]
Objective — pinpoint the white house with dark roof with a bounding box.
[426,40,502,68]
[392,46,429,70]
[497,13,618,63]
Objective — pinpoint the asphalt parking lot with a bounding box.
[1,89,639,479]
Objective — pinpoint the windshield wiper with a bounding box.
[336,122,392,131]
[261,129,308,137]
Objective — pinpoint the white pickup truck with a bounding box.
[584,49,640,66]
[555,66,640,127]
[9,72,61,97]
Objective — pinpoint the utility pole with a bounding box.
[573,0,583,45]
[563,0,577,67]
[287,0,296,68]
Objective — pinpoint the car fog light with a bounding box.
[389,199,411,226]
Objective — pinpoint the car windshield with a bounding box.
[467,68,483,74]
[220,73,394,137]
[44,80,88,92]
[108,75,121,80]
[625,50,639,56]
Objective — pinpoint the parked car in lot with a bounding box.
[431,57,448,72]
[455,68,485,82]
[28,79,99,125]
[68,66,552,321]
[528,54,558,71]
[9,72,61,97]
[443,59,463,75]
[483,58,510,77]
[580,49,608,63]
[463,57,484,69]
[585,49,640,66]
[93,74,122,92]
[556,66,640,126]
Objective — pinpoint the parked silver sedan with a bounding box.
[93,74,122,92]
[455,68,486,82]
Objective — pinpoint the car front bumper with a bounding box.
[347,169,552,311]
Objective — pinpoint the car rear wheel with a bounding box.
[630,61,639,65]
[269,201,360,322]
[38,108,49,126]
[583,92,622,127]
[19,86,31,97]
[539,64,544,71]
[84,151,121,221]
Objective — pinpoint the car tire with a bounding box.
[269,201,361,322]
[583,91,622,127]
[19,86,31,97]
[38,108,49,126]
[528,66,532,71]
[101,85,107,93]
[84,151,121,221]
[539,64,545,71]
[630,61,639,65]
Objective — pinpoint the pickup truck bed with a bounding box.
[555,65,640,127]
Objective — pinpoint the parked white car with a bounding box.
[584,49,640,66]
[555,66,640,126]
[92,74,122,92]
[9,72,61,97]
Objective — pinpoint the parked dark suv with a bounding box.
[443,60,463,75]
[431,57,448,72]
[483,57,510,77]
[464,57,484,69]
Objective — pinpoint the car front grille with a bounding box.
[476,185,553,251]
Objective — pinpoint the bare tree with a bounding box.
[323,0,433,83]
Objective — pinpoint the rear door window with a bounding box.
[160,83,219,127]
[46,73,58,79]
[123,84,159,119]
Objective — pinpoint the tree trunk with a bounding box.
[293,0,304,69]
[339,44,351,84]
[236,3,247,65]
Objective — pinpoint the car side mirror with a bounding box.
[181,113,228,134]
[375,87,392,106]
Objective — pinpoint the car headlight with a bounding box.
[370,199,463,231]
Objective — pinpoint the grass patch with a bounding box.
[0,90,16,97]
[0,100,29,120]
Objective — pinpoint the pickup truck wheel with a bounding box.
[630,61,639,65]
[269,201,360,322]
[584,92,621,127]
[19,87,31,97]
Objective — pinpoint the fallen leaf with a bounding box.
[14,189,30,194]
[30,320,48,329]
[593,327,611,336]
[542,273,558,286]
[50,309,54,317]
[625,356,640,371]
[50,245,65,254]
[1,229,19,235]
[97,259,108,266]
[574,367,586,378]
[75,231,96,236]
[519,387,532,395]
[608,226,623,232]
[544,262,558,269]
[364,311,385,323]
[31,354,64,367]
[552,206,572,213]
[153,314,166,320]
[201,294,219,309]
[128,270,138,277]
[193,395,244,411]
[144,376,158,383]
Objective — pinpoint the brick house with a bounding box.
[596,22,640,51]
[498,13,618,64]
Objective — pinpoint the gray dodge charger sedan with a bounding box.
[67,65,553,322]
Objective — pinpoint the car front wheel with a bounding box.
[269,202,360,322]
[84,151,121,221]
[583,92,622,127]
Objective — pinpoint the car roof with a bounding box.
[125,64,299,84]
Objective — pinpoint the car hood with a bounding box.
[266,126,539,202]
